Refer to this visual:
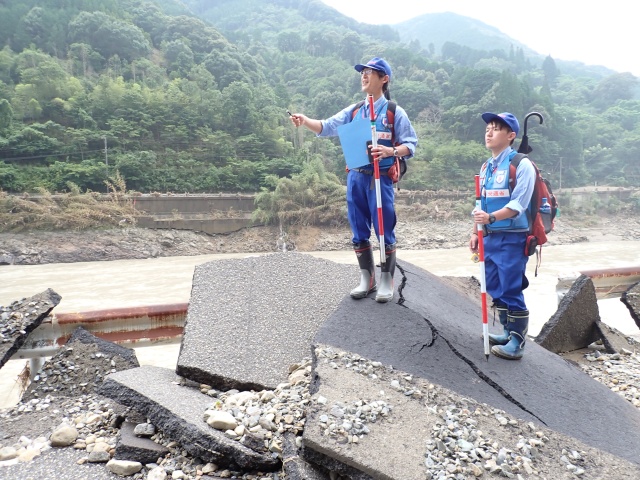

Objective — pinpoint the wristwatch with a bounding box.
[393,148,399,157]
[488,214,496,224]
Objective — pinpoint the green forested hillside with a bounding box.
[0,0,639,195]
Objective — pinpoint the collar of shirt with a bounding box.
[364,96,388,119]
[491,147,513,171]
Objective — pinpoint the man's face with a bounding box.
[360,68,388,95]
[485,121,515,152]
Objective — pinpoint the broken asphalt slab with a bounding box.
[302,344,640,480]
[22,326,140,401]
[535,274,601,353]
[313,260,640,466]
[176,252,357,391]
[595,321,639,354]
[304,345,431,480]
[0,288,61,370]
[535,275,638,354]
[98,365,280,471]
[316,291,530,418]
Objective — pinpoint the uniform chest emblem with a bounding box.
[495,170,506,185]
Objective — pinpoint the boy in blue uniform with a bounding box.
[470,112,535,359]
[290,57,417,303]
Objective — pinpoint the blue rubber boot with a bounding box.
[491,310,529,360]
[350,241,377,299]
[488,306,510,346]
[375,244,396,303]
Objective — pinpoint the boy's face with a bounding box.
[360,68,388,96]
[485,121,516,152]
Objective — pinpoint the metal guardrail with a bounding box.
[16,303,188,360]
[556,266,640,303]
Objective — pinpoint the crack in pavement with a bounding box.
[397,262,407,306]
[396,264,547,426]
[424,318,547,426]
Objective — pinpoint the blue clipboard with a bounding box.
[337,119,372,170]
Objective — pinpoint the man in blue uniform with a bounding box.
[290,57,418,303]
[470,112,535,359]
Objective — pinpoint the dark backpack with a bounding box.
[509,153,559,273]
[350,100,407,185]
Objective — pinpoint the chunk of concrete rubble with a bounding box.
[303,345,640,480]
[595,321,640,354]
[0,288,61,369]
[21,326,139,401]
[114,421,169,464]
[176,252,357,391]
[98,365,280,471]
[622,280,640,331]
[303,345,434,479]
[535,274,601,353]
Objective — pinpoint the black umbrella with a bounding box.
[517,112,543,154]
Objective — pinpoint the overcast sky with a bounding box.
[321,0,639,77]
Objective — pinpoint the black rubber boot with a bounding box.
[491,310,529,360]
[350,241,377,299]
[488,306,510,346]
[375,244,396,303]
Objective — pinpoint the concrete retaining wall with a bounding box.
[132,195,256,235]
[129,188,638,235]
[557,187,636,209]
[133,194,255,215]
[136,216,253,235]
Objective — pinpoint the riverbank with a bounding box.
[1,212,639,266]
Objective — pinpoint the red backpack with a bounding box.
[510,153,558,274]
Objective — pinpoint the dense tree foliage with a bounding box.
[0,0,639,195]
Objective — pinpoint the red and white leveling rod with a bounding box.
[475,174,490,360]
[368,94,385,265]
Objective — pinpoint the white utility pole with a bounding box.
[103,136,108,178]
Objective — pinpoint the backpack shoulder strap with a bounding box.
[509,153,528,190]
[511,152,527,167]
[350,100,366,120]
[387,101,396,144]
[386,100,396,116]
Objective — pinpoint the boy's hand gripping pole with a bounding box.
[368,95,385,265]
[475,175,490,361]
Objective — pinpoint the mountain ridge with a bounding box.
[393,11,620,77]
[395,12,535,56]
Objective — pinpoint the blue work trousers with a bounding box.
[483,231,528,311]
[347,170,396,246]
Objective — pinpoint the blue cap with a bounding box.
[354,57,392,79]
[482,112,520,136]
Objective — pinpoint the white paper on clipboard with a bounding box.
[337,118,372,170]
